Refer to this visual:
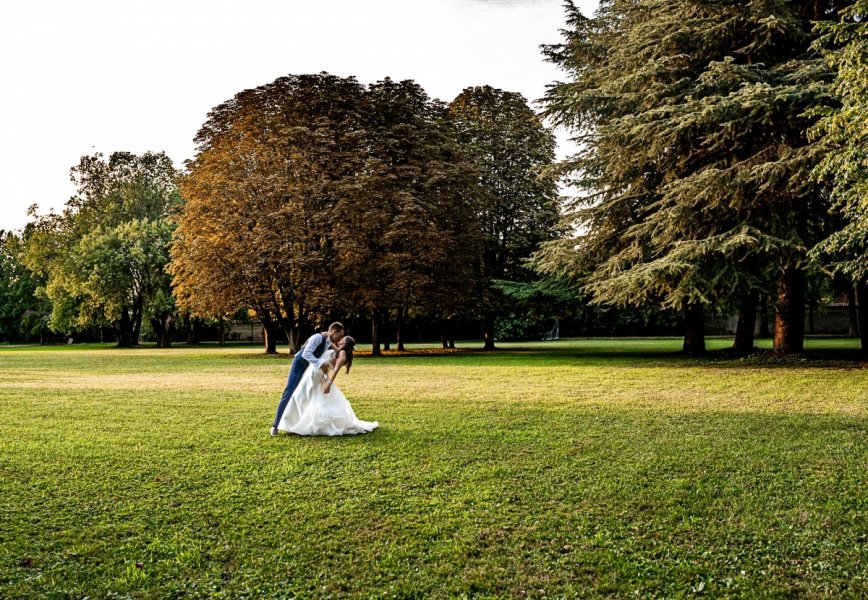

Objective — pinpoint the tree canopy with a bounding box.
[172,74,368,352]
[449,85,561,349]
[0,231,51,343]
[23,152,180,346]
[332,79,484,354]
[810,0,868,349]
[173,74,496,353]
[535,0,849,354]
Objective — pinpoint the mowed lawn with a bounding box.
[1,338,866,598]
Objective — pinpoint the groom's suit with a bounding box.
[272,332,331,428]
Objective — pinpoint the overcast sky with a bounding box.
[0,0,599,232]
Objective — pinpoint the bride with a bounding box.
[276,336,378,436]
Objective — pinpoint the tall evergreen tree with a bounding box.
[536,0,847,354]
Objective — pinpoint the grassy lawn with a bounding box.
[1,338,866,598]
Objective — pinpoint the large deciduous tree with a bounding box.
[23,152,180,347]
[172,73,367,353]
[449,86,561,350]
[535,0,846,355]
[174,74,486,355]
[333,79,483,355]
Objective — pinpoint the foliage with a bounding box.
[332,79,484,339]
[172,74,369,353]
[0,231,51,342]
[1,340,865,597]
[493,278,577,340]
[571,299,684,337]
[22,152,180,346]
[449,86,561,282]
[810,0,868,282]
[449,86,562,347]
[534,0,848,352]
[173,74,486,352]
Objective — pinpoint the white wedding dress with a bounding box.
[276,349,378,436]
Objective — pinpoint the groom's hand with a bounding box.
[322,382,331,395]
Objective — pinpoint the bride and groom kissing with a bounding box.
[270,322,378,437]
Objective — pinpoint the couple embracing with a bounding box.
[270,322,378,437]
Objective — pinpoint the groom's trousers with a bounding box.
[272,353,310,428]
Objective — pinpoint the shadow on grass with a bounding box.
[704,347,867,369]
[348,339,868,370]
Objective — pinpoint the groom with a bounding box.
[271,322,345,436]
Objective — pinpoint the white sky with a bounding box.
[0,0,599,232]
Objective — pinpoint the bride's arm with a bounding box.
[322,351,347,394]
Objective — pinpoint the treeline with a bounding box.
[8,152,180,347]
[172,76,562,353]
[2,1,867,356]
[534,0,868,355]
[1,79,562,353]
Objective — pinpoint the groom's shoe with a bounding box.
[270,426,278,437]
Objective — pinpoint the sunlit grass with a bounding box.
[1,338,865,597]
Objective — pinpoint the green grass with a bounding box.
[1,338,866,598]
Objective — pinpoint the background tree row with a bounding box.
[171,74,560,353]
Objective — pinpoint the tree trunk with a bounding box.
[263,329,277,354]
[182,314,198,344]
[757,294,772,338]
[847,284,859,338]
[857,281,868,355]
[150,318,164,348]
[396,307,406,352]
[131,298,143,346]
[261,317,279,354]
[440,316,457,349]
[371,310,382,357]
[150,314,174,348]
[440,317,449,349]
[773,267,806,354]
[382,311,391,351]
[218,317,226,347]
[287,326,302,354]
[482,313,496,351]
[163,314,173,348]
[733,291,757,354]
[116,309,133,348]
[682,301,705,355]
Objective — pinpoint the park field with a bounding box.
[1,338,866,598]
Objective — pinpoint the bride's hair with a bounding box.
[341,336,356,373]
